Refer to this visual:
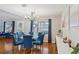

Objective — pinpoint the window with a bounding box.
[39,21,48,33]
[32,20,48,33]
[5,21,12,32]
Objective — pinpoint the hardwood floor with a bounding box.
[0,38,57,54]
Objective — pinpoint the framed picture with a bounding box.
[69,5,79,28]
[70,14,79,27]
[17,21,24,32]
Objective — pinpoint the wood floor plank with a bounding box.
[0,38,57,54]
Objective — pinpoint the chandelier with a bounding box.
[21,4,39,21]
[25,11,39,21]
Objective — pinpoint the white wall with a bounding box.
[61,5,79,44]
[51,15,61,43]
[68,5,79,43]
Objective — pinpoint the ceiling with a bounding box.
[0,4,66,18]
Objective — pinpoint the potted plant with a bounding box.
[71,47,79,54]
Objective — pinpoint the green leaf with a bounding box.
[71,47,79,54]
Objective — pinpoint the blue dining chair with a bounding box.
[17,31,23,40]
[23,35,32,53]
[16,31,24,45]
[29,32,33,36]
[38,32,42,36]
[23,35,32,48]
[4,32,13,38]
[32,33,45,49]
[0,32,6,38]
[12,34,23,46]
[12,33,23,53]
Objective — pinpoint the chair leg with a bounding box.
[30,49,32,54]
[39,45,41,53]
[24,48,29,54]
[40,45,41,49]
[24,48,26,54]
[36,45,37,48]
[24,48,31,54]
[41,45,43,54]
[32,45,34,48]
[21,44,23,50]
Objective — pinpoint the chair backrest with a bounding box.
[17,31,23,41]
[23,35,32,48]
[38,32,42,36]
[37,33,45,44]
[12,33,23,46]
[29,32,33,36]
[17,31,23,37]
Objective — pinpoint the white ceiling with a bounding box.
[0,4,66,18]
